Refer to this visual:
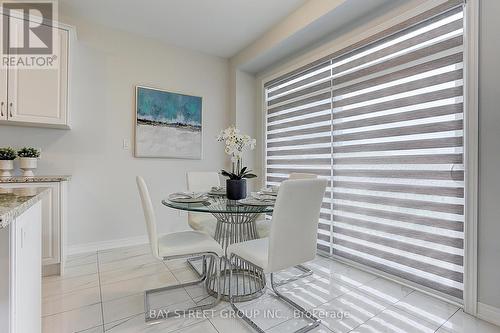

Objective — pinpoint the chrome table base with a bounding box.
[205,208,266,302]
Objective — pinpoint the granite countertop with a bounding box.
[0,187,50,229]
[0,175,71,183]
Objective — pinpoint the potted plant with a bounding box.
[217,126,257,200]
[0,147,17,177]
[17,147,40,177]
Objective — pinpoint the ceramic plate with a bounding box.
[169,196,209,203]
[238,198,274,206]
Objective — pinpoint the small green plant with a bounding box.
[220,167,257,180]
[0,147,17,160]
[17,147,40,158]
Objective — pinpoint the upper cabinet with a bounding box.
[0,14,74,129]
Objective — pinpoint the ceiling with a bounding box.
[59,0,307,58]
[241,0,413,73]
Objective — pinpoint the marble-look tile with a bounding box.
[315,289,392,333]
[304,257,351,277]
[65,252,98,268]
[440,309,500,333]
[43,273,99,298]
[99,262,169,285]
[100,271,177,302]
[98,244,150,264]
[208,314,256,333]
[276,273,353,310]
[235,294,296,330]
[42,286,101,316]
[98,253,158,273]
[103,310,204,333]
[266,319,334,333]
[80,326,104,333]
[42,303,103,333]
[357,277,413,305]
[394,291,459,327]
[54,262,98,280]
[102,288,192,324]
[352,306,437,333]
[164,258,190,271]
[171,267,200,283]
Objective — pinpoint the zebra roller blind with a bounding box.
[265,0,465,299]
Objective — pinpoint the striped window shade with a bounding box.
[265,0,465,299]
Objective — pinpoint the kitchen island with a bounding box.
[0,187,49,333]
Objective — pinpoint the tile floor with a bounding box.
[42,244,500,333]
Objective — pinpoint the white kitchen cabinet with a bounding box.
[0,15,74,129]
[11,201,42,333]
[1,181,68,276]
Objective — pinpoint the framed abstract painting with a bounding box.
[135,86,202,159]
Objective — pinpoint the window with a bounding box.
[264,1,465,299]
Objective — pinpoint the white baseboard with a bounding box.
[67,235,149,255]
[477,302,500,327]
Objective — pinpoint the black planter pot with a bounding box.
[226,179,247,200]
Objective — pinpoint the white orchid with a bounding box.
[217,126,256,176]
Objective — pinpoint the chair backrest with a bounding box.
[289,173,317,180]
[267,179,327,273]
[136,176,160,259]
[187,172,221,192]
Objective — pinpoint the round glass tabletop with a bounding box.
[161,196,274,214]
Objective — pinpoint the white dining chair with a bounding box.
[136,176,223,323]
[227,178,327,333]
[256,173,318,286]
[186,172,220,237]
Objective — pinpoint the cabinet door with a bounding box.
[1,183,60,266]
[7,16,69,128]
[13,201,42,333]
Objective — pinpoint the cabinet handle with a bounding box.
[0,102,3,117]
[9,102,13,117]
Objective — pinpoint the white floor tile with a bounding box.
[315,289,392,333]
[208,314,256,333]
[49,262,99,281]
[102,288,192,324]
[394,291,459,327]
[267,319,333,333]
[100,271,177,302]
[277,273,353,310]
[103,311,203,333]
[440,309,500,333]
[42,286,101,316]
[80,327,104,333]
[352,306,437,333]
[236,294,296,330]
[99,262,169,285]
[65,252,98,268]
[357,277,414,305]
[43,273,100,298]
[98,244,150,263]
[42,303,103,333]
[98,253,158,273]
[171,267,200,283]
[43,247,483,333]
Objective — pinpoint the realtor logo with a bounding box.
[1,0,58,68]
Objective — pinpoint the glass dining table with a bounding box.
[162,196,274,302]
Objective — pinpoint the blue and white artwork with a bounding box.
[135,86,202,159]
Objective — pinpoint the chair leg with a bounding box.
[274,264,313,286]
[145,253,221,324]
[228,254,320,333]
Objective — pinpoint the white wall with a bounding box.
[0,16,230,249]
[477,0,500,310]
